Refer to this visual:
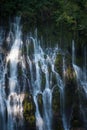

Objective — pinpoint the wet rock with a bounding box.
[23,93,36,130]
[52,87,63,130]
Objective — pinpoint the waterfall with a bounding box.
[72,42,87,94]
[72,42,87,128]
[0,17,87,130]
[6,18,24,130]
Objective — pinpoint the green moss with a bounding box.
[52,73,57,87]
[37,94,43,117]
[65,53,72,67]
[63,68,78,126]
[28,41,34,57]
[52,88,60,113]
[41,72,46,91]
[71,102,83,128]
[76,56,83,67]
[52,88,63,130]
[72,120,81,127]
[55,54,63,77]
[22,45,27,56]
[23,93,35,127]
[65,65,76,82]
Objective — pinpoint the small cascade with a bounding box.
[42,58,52,130]
[73,59,87,128]
[72,41,87,128]
[6,18,24,130]
[43,88,52,130]
[26,36,54,130]
[72,42,87,94]
[34,95,43,130]
[52,55,71,130]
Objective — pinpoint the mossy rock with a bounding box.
[37,94,43,117]
[55,54,63,77]
[76,56,83,67]
[23,93,36,129]
[52,87,63,130]
[41,71,46,91]
[65,65,77,87]
[71,103,84,129]
[69,84,85,129]
[64,67,77,110]
[65,52,72,67]
[22,44,27,56]
[52,88,60,113]
[17,62,22,78]
[26,38,34,59]
[51,72,58,88]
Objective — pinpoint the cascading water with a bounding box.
[52,55,71,130]
[26,36,53,130]
[72,41,87,128]
[72,41,87,94]
[5,18,24,130]
[0,17,87,130]
[28,37,44,130]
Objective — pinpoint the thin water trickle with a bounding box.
[0,54,6,130]
[72,40,75,64]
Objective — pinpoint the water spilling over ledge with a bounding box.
[0,18,87,130]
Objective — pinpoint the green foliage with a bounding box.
[0,0,87,46]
